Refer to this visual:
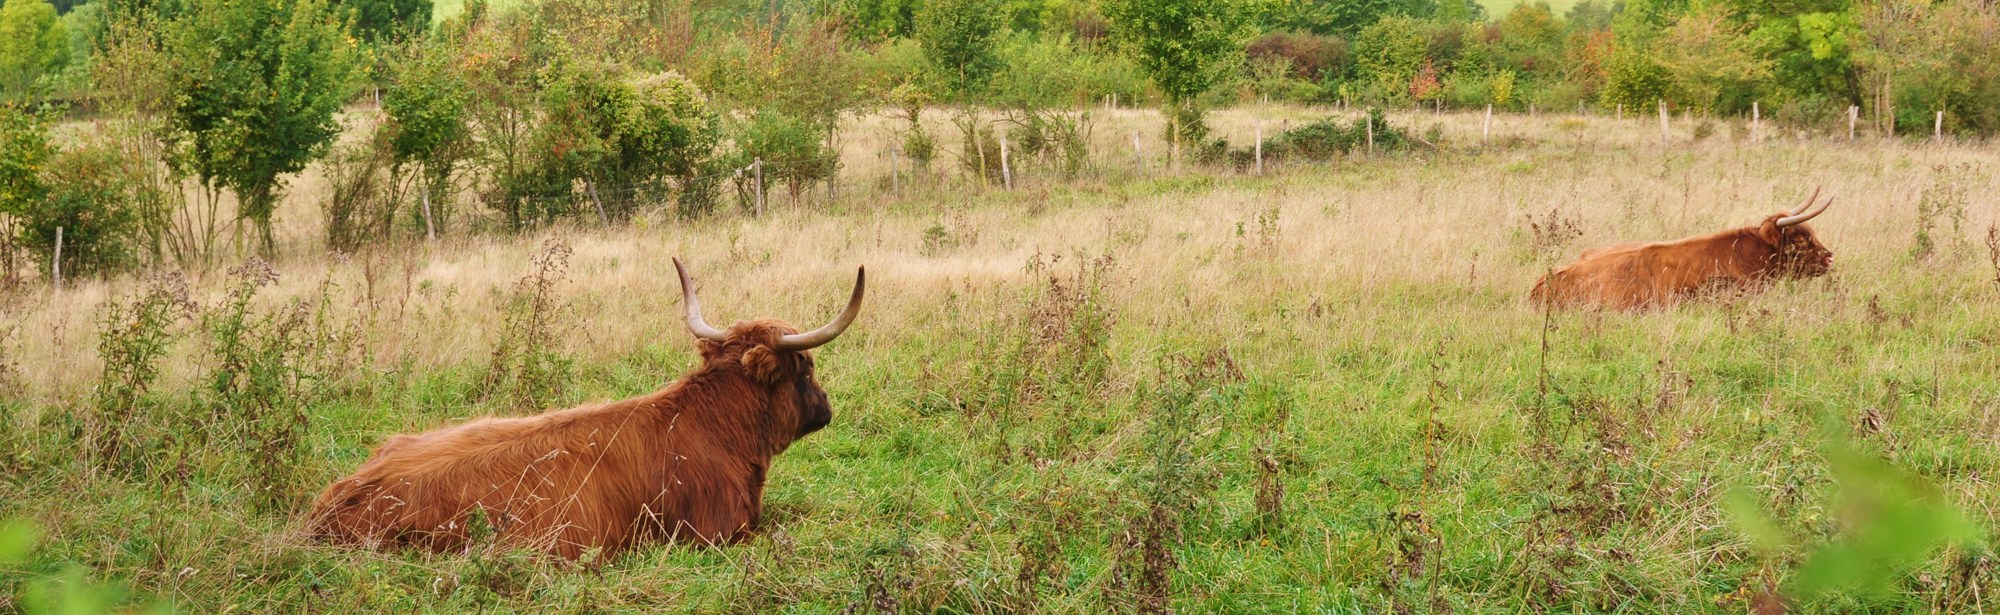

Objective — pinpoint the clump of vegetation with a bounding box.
[89,272,195,473]
[1910,163,1971,261]
[1232,108,1409,167]
[485,238,576,411]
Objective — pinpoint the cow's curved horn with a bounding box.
[674,258,729,342]
[1786,186,1822,216]
[1777,195,1833,228]
[776,267,865,351]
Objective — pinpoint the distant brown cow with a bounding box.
[1531,188,1835,310]
[304,259,864,559]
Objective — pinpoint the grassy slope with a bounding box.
[3,107,1999,613]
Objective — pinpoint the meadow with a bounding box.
[3,106,1999,613]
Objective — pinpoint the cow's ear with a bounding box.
[1753,218,1784,246]
[698,338,727,362]
[740,346,784,384]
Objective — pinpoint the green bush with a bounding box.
[734,109,837,202]
[19,143,143,276]
[0,0,70,100]
[1351,15,1429,105]
[622,71,722,217]
[1600,48,1670,111]
[1231,108,1408,166]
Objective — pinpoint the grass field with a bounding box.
[3,105,1999,613]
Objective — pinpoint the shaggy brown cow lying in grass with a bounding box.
[304,258,863,559]
[1532,187,1835,310]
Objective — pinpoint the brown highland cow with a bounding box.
[304,259,864,559]
[1532,187,1835,310]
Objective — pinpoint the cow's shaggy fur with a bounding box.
[1531,214,1834,310]
[303,320,832,559]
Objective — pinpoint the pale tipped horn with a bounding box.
[776,266,865,351]
[1786,186,1822,216]
[674,258,728,342]
[1777,193,1833,228]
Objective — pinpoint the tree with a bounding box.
[915,0,1005,101]
[1654,5,1772,111]
[0,102,51,223]
[160,0,362,255]
[382,37,470,238]
[1352,15,1429,103]
[340,0,430,43]
[0,0,70,99]
[1257,0,1439,37]
[1103,0,1252,165]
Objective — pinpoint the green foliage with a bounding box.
[1,518,171,615]
[0,102,52,220]
[622,71,723,217]
[485,239,574,411]
[89,272,193,474]
[201,259,344,512]
[339,0,431,43]
[381,37,469,237]
[735,109,837,199]
[19,141,143,276]
[1600,48,1671,111]
[841,0,920,42]
[319,128,399,251]
[159,0,364,253]
[0,105,139,277]
[1351,15,1429,103]
[0,0,70,100]
[1103,0,1253,106]
[1258,0,1443,37]
[1105,0,1251,160]
[1242,107,1408,163]
[916,0,1007,101]
[1653,5,1771,111]
[1728,443,1984,608]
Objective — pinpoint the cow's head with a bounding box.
[676,259,863,441]
[1755,187,1835,278]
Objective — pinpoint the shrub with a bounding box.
[381,37,471,238]
[1246,31,1350,81]
[1600,48,1670,111]
[90,272,194,474]
[320,128,400,251]
[1233,108,1408,166]
[485,239,575,411]
[622,71,722,217]
[736,109,838,201]
[18,142,143,276]
[1352,16,1429,105]
[0,0,70,100]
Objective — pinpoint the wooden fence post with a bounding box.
[1483,104,1492,146]
[1131,132,1142,175]
[586,179,608,225]
[52,226,61,293]
[1000,133,1013,189]
[753,158,764,217]
[421,187,436,241]
[1935,110,1944,144]
[1849,105,1858,141]
[1617,103,1624,120]
[1752,102,1760,143]
[1658,101,1670,146]
[1366,113,1375,156]
[1254,121,1264,176]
